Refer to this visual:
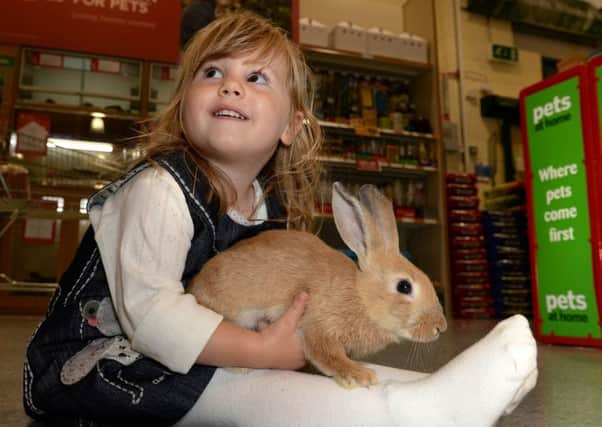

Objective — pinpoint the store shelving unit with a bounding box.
[299,0,448,311]
[18,48,144,114]
[301,45,432,78]
[148,62,178,114]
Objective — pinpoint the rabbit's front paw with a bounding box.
[333,365,378,389]
[487,314,538,414]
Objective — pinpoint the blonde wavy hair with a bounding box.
[142,11,322,231]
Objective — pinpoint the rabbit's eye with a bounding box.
[396,279,413,295]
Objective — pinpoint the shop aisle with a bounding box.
[1,315,601,426]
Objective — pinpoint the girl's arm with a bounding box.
[93,166,307,374]
[92,167,223,373]
[196,292,308,370]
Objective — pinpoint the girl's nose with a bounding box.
[219,79,243,97]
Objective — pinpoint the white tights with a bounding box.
[175,315,538,427]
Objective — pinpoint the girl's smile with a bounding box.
[212,107,248,120]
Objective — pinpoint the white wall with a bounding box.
[300,0,404,33]
[436,1,544,184]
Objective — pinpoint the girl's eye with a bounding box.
[247,72,269,85]
[204,67,223,79]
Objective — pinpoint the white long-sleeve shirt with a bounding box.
[88,166,266,374]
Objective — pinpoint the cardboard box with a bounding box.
[398,33,428,64]
[299,18,330,48]
[330,22,367,55]
[366,27,398,59]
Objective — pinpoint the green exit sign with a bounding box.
[0,54,15,67]
[491,44,519,63]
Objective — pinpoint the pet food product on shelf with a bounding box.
[446,173,495,318]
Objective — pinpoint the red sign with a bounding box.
[160,65,177,80]
[90,57,121,74]
[16,111,51,156]
[31,51,64,68]
[0,1,180,63]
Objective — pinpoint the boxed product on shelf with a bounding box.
[316,177,428,221]
[366,27,399,59]
[490,273,531,291]
[488,232,528,248]
[299,18,330,48]
[454,270,489,284]
[449,222,484,237]
[446,173,476,185]
[450,235,485,249]
[484,181,526,211]
[330,22,367,54]
[398,33,428,64]
[453,282,491,297]
[448,209,481,223]
[453,247,487,260]
[446,183,478,197]
[453,258,488,273]
[447,195,480,210]
[484,180,524,200]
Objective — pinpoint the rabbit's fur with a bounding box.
[188,182,447,388]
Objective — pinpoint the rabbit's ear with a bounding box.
[332,182,372,262]
[358,185,399,252]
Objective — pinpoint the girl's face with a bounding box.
[183,50,297,174]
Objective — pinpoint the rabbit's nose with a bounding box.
[434,315,448,336]
[440,319,448,333]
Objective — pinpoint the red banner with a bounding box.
[0,0,180,63]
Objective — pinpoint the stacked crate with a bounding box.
[483,182,532,318]
[447,173,495,318]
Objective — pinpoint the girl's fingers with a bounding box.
[281,292,309,327]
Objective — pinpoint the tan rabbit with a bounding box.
[188,182,447,388]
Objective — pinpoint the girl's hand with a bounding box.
[258,292,309,370]
[196,292,309,370]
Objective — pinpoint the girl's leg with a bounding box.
[175,315,537,427]
[175,364,411,427]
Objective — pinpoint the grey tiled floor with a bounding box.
[2,315,602,426]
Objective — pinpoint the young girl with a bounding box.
[24,11,537,427]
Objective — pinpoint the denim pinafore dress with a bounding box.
[23,150,286,426]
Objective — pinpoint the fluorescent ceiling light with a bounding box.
[47,138,114,153]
